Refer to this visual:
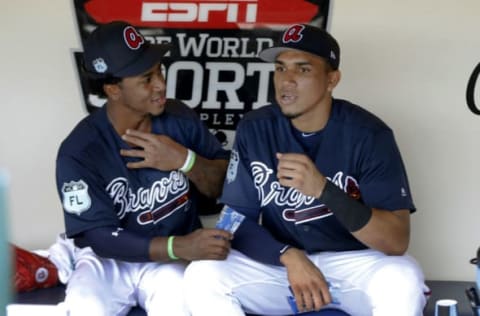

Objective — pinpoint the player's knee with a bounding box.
[158,265,185,291]
[184,260,226,293]
[368,257,425,303]
[65,286,111,315]
[147,290,189,316]
[184,260,234,313]
[184,260,216,289]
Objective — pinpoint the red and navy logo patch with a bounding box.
[282,24,305,44]
[123,26,144,50]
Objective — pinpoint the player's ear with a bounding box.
[103,83,121,100]
[327,70,341,92]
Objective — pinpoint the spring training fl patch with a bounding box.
[61,180,91,215]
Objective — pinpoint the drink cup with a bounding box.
[434,299,458,316]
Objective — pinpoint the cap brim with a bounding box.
[258,47,293,62]
[114,43,172,78]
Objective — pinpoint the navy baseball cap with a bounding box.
[259,24,340,70]
[83,21,171,79]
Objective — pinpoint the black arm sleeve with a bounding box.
[319,181,372,232]
[232,217,290,266]
[76,226,152,262]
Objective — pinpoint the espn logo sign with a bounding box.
[142,1,258,23]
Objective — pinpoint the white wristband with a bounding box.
[178,149,196,173]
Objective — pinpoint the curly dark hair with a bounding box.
[87,76,122,98]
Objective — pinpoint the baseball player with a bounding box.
[55,21,232,316]
[184,24,428,316]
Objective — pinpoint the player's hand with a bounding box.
[175,228,232,261]
[276,153,327,198]
[120,129,187,171]
[280,247,331,312]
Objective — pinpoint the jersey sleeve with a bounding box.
[56,155,120,238]
[230,212,289,266]
[219,122,261,212]
[358,129,415,212]
[221,124,290,265]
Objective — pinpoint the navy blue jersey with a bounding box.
[56,99,229,239]
[221,99,415,253]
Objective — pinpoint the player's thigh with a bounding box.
[361,254,426,308]
[309,249,424,290]
[137,261,189,315]
[184,249,293,314]
[185,249,286,288]
[308,249,426,314]
[65,254,135,316]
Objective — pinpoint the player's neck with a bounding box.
[106,103,152,136]
[291,97,332,133]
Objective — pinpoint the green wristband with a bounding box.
[167,236,179,260]
[179,149,196,173]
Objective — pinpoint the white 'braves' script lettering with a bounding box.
[251,162,315,208]
[251,161,360,209]
[106,172,188,219]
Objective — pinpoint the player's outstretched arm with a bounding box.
[149,228,232,262]
[79,227,232,263]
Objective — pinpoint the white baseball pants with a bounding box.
[184,249,428,316]
[64,247,189,316]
